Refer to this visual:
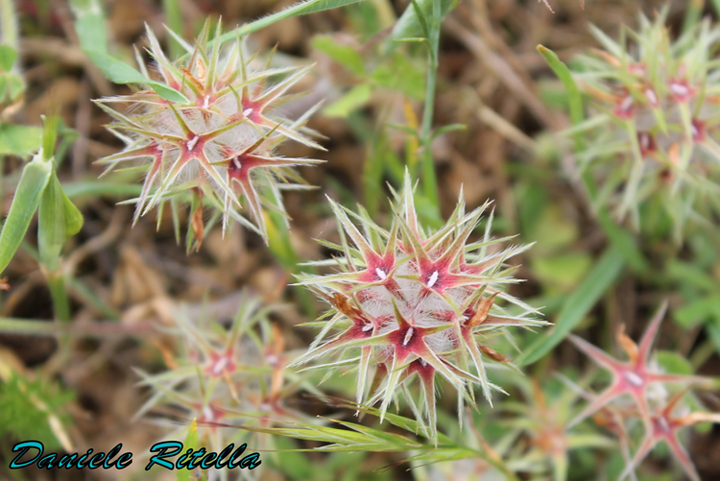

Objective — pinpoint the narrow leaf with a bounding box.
[84,51,189,103]
[214,0,364,46]
[517,246,625,366]
[0,156,53,274]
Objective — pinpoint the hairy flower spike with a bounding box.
[95,22,323,246]
[293,171,546,440]
[572,8,720,240]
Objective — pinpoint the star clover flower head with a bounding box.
[134,292,309,478]
[95,21,324,248]
[292,170,546,442]
[569,301,718,481]
[571,7,720,240]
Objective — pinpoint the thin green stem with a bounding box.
[46,271,70,323]
[0,316,154,336]
[419,0,441,212]
[683,0,704,33]
[43,269,73,377]
[0,0,19,54]
[162,0,184,59]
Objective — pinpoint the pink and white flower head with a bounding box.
[292,171,546,441]
[95,22,323,247]
[572,8,720,240]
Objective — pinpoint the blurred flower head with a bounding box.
[95,22,323,248]
[569,302,718,481]
[572,8,720,240]
[135,292,310,480]
[292,171,545,441]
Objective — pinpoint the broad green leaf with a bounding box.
[84,51,189,103]
[529,205,578,255]
[0,154,53,274]
[0,124,42,156]
[371,54,425,100]
[70,0,108,54]
[0,73,25,104]
[214,0,365,46]
[0,45,18,72]
[531,252,592,294]
[655,350,693,375]
[676,296,720,328]
[517,246,626,366]
[312,35,365,76]
[324,84,372,117]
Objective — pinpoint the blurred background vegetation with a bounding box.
[0,0,719,480]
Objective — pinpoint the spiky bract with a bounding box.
[293,172,545,441]
[572,8,720,240]
[95,23,323,246]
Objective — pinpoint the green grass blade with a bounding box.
[162,0,184,59]
[214,0,364,46]
[682,0,704,33]
[0,155,52,274]
[537,44,584,150]
[517,245,626,366]
[0,124,42,156]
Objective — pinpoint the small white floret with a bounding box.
[403,327,414,346]
[427,271,439,288]
[186,135,200,151]
[624,371,644,387]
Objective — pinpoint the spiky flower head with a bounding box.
[569,302,718,481]
[136,293,312,480]
[95,22,323,247]
[292,172,545,441]
[572,8,720,240]
[499,376,614,481]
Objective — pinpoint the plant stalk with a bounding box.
[0,0,19,54]
[419,0,441,211]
